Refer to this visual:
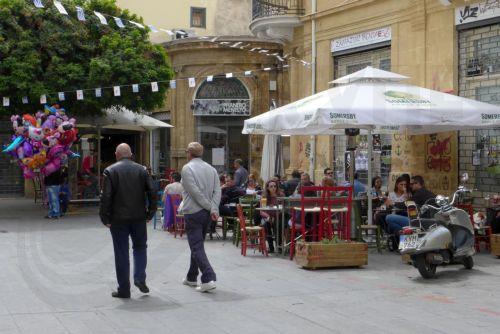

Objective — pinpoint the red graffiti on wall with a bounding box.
[429,136,451,156]
[426,135,452,172]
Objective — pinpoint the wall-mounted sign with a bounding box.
[193,99,250,116]
[455,1,500,25]
[331,27,391,53]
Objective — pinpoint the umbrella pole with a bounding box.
[367,129,373,225]
[97,126,101,190]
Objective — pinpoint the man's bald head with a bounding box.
[115,143,132,161]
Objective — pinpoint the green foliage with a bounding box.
[0,0,173,115]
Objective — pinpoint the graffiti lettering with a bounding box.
[429,136,451,156]
[426,156,451,172]
[459,5,479,23]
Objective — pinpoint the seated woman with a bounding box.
[245,178,261,195]
[371,176,384,198]
[374,176,408,234]
[385,176,408,233]
[257,180,284,253]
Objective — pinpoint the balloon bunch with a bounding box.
[2,105,79,179]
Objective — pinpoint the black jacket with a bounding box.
[99,158,156,225]
[412,187,436,207]
[283,178,300,197]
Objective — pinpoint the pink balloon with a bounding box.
[21,165,35,179]
[41,158,61,176]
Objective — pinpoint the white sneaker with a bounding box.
[182,278,198,287]
[196,281,216,293]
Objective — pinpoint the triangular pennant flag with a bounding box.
[230,42,242,48]
[58,92,65,101]
[113,17,125,28]
[76,90,84,100]
[40,95,47,104]
[264,67,272,71]
[132,84,139,93]
[130,21,145,29]
[176,30,187,35]
[148,25,158,33]
[113,86,121,96]
[95,88,102,97]
[160,29,174,36]
[76,6,86,21]
[22,96,29,104]
[209,37,218,42]
[249,47,261,52]
[3,97,10,107]
[94,11,108,25]
[169,80,176,89]
[33,0,44,8]
[151,82,159,92]
[188,78,196,88]
[244,70,252,76]
[259,49,269,54]
[207,75,213,82]
[53,1,68,15]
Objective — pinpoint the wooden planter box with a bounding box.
[491,234,500,257]
[295,241,368,269]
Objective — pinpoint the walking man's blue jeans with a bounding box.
[110,222,147,294]
[386,214,410,234]
[46,185,61,218]
[185,209,216,283]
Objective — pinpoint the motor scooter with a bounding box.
[399,177,475,279]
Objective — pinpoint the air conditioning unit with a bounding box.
[466,58,482,77]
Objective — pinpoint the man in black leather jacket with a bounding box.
[99,143,156,299]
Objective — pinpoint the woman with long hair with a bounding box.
[258,180,284,253]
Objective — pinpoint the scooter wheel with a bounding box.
[415,254,437,279]
[463,256,474,270]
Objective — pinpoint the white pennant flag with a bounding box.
[207,75,213,82]
[226,73,233,78]
[264,67,272,71]
[76,6,86,21]
[113,17,125,28]
[151,82,159,92]
[95,88,102,97]
[3,97,10,107]
[22,96,29,104]
[160,29,174,36]
[148,25,158,33]
[130,21,145,29]
[230,42,242,48]
[40,95,47,104]
[53,1,68,15]
[188,78,196,88]
[169,80,176,89]
[58,92,65,101]
[132,84,139,93]
[113,86,121,97]
[33,0,44,8]
[76,90,84,100]
[94,11,108,25]
[244,70,252,76]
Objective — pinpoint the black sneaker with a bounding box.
[134,281,150,293]
[111,291,130,299]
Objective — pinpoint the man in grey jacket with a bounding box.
[180,142,221,292]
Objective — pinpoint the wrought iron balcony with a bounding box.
[250,0,304,41]
[252,0,304,20]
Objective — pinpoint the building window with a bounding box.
[191,7,206,28]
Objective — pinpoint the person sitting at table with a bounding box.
[293,173,316,197]
[219,173,246,217]
[257,180,285,253]
[374,176,407,234]
[245,178,260,195]
[371,176,384,198]
[283,170,301,197]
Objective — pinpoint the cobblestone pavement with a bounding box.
[0,198,499,333]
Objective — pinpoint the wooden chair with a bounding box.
[236,204,267,257]
[170,194,184,238]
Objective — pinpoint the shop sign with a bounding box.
[455,0,500,25]
[192,99,250,116]
[331,27,391,53]
[329,112,357,124]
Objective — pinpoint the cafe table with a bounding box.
[255,205,284,254]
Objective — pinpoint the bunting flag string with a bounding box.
[26,0,312,68]
[1,64,288,107]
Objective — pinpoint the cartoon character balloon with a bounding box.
[2,105,78,179]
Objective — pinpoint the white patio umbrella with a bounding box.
[78,106,173,187]
[242,66,500,225]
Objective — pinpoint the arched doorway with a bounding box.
[193,77,251,173]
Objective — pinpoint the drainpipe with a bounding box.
[309,0,317,180]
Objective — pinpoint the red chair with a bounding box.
[457,204,491,252]
[170,194,185,238]
[289,186,352,260]
[236,204,268,257]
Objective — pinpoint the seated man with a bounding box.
[219,173,246,217]
[386,175,435,235]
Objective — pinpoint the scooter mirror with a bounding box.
[461,172,469,183]
[435,195,449,207]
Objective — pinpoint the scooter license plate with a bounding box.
[399,234,418,250]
